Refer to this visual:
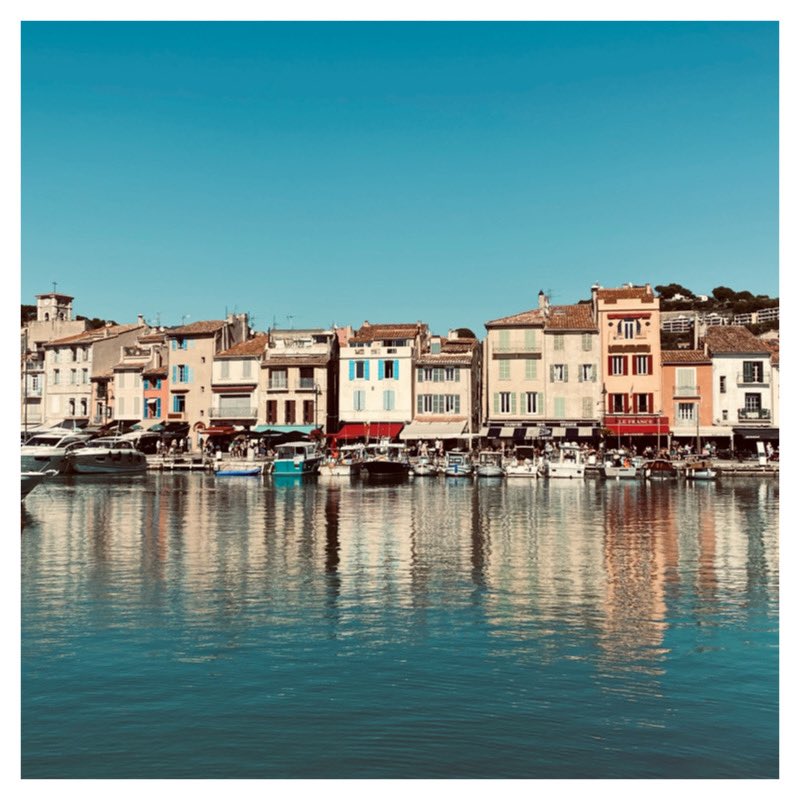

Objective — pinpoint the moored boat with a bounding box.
[272,441,323,476]
[475,450,504,478]
[643,458,678,479]
[544,442,586,479]
[21,469,58,500]
[21,431,93,474]
[411,455,439,476]
[215,465,264,476]
[361,440,410,479]
[318,444,365,477]
[601,451,638,480]
[444,450,473,477]
[503,457,540,478]
[67,437,148,474]
[684,459,718,480]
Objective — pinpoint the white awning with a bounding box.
[399,420,468,440]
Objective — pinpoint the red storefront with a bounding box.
[603,415,670,441]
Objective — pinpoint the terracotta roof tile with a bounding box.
[350,322,427,343]
[417,353,474,366]
[702,326,770,355]
[661,349,711,365]
[217,334,269,358]
[544,304,597,331]
[47,323,142,346]
[168,320,227,336]
[596,286,656,303]
[762,338,779,366]
[485,308,546,327]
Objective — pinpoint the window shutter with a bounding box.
[454,368,460,381]
[418,367,423,382]
[172,366,177,383]
[648,394,654,413]
[647,355,653,375]
[394,360,399,379]
[417,396,423,413]
[156,398,161,418]
[623,394,630,412]
[520,393,526,414]
[578,367,583,383]
[537,392,543,414]
[187,366,192,383]
[365,361,370,380]
[608,394,614,413]
[378,361,384,380]
[550,365,555,383]
[563,365,569,383]
[493,393,499,414]
[349,360,355,381]
[607,356,613,375]
[510,393,517,414]
[592,365,597,382]
[622,357,628,375]
[632,358,638,376]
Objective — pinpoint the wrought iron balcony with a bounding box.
[737,373,767,386]
[208,406,258,419]
[737,408,771,421]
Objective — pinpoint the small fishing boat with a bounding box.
[215,465,263,476]
[643,458,678,479]
[272,441,323,476]
[475,450,504,478]
[444,450,473,477]
[67,437,147,474]
[411,454,439,476]
[318,444,365,477]
[602,451,638,480]
[503,457,539,478]
[684,459,718,481]
[543,442,586,479]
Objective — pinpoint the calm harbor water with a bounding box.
[21,473,779,778]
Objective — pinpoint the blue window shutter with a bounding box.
[349,360,354,381]
[378,361,384,380]
[172,366,177,383]
[394,360,399,379]
[187,366,192,383]
[365,360,370,380]
[156,398,161,418]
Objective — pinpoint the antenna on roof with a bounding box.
[287,314,295,329]
[181,314,191,326]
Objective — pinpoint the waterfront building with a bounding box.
[764,339,779,430]
[400,328,482,445]
[164,315,250,434]
[660,350,714,447]
[593,283,669,445]
[702,326,777,448]
[259,328,340,434]
[482,292,600,446]
[21,293,88,429]
[139,329,170,422]
[336,321,429,441]
[542,301,601,440]
[112,318,162,423]
[209,333,268,431]
[43,322,145,427]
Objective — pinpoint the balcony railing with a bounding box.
[738,408,771,421]
[673,385,699,397]
[208,406,258,419]
[737,373,767,385]
[494,340,542,354]
[267,379,288,391]
[25,387,43,397]
[298,378,317,390]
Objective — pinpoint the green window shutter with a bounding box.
[537,392,544,414]
[524,329,536,350]
[563,365,569,383]
[525,359,537,380]
[554,397,565,417]
[493,393,499,414]
[592,365,597,382]
[549,365,555,383]
[510,393,517,414]
[520,393,526,414]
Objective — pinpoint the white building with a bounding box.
[337,322,429,440]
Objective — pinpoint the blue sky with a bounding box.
[21,21,778,336]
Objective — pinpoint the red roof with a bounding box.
[332,422,404,441]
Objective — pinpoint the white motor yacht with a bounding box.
[543,442,586,479]
[67,437,148,474]
[20,431,93,474]
[475,451,504,478]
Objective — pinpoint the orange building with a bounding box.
[660,350,714,445]
[593,283,669,443]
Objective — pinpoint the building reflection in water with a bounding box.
[22,474,779,677]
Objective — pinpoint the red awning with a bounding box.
[202,425,238,436]
[332,422,404,441]
[604,416,670,436]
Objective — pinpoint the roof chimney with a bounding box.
[538,290,547,310]
[137,314,145,326]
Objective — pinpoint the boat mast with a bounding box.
[23,328,29,439]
